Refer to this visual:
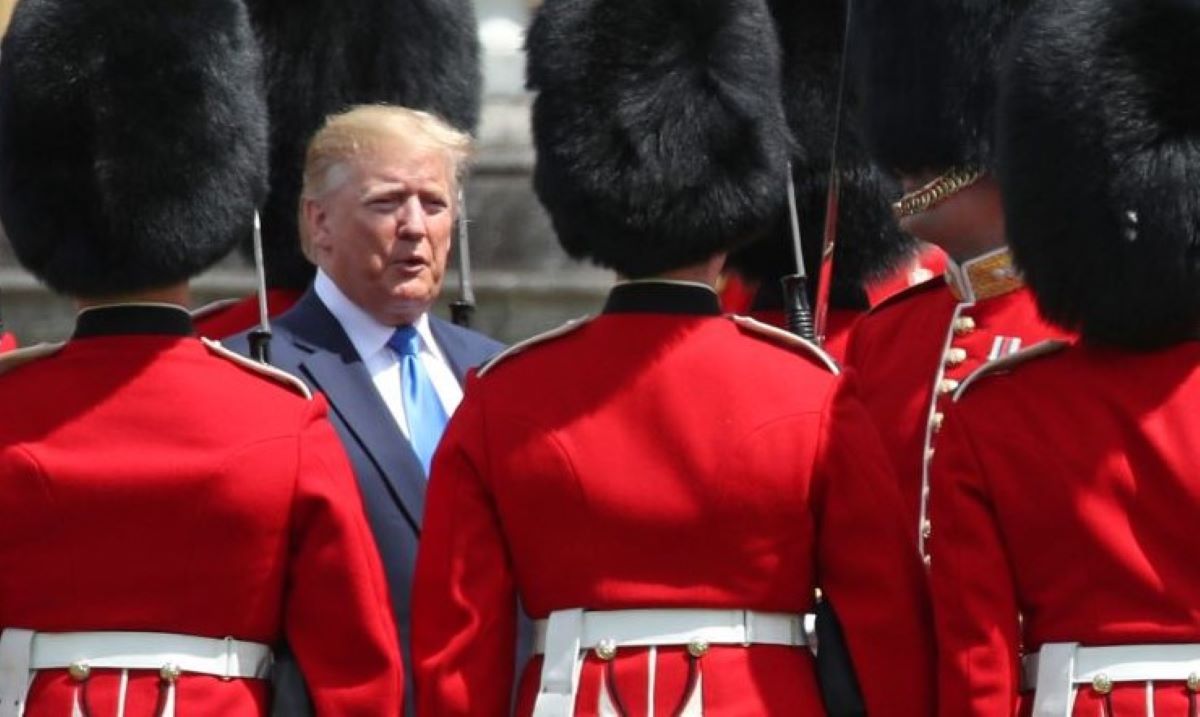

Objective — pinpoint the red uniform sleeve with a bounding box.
[928,406,1022,716]
[412,380,518,716]
[811,371,935,717]
[285,397,405,716]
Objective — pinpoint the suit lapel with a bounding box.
[428,316,471,383]
[281,292,428,530]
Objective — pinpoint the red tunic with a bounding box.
[0,306,402,716]
[192,288,304,340]
[930,340,1200,716]
[412,282,933,716]
[844,248,1069,553]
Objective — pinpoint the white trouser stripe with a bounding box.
[646,646,657,717]
[117,669,129,717]
[162,681,177,717]
[598,680,620,717]
[679,670,704,717]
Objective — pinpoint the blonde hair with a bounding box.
[299,105,473,253]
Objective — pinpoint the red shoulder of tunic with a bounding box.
[200,337,313,399]
[863,275,946,318]
[476,316,592,378]
[0,342,65,377]
[952,339,1071,402]
[728,314,840,374]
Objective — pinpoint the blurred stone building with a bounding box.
[0,0,610,344]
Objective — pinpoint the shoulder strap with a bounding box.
[954,339,1070,402]
[189,297,242,321]
[201,337,313,399]
[728,315,840,375]
[0,342,65,377]
[476,317,592,377]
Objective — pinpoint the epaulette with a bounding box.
[866,276,944,316]
[0,342,65,377]
[953,339,1070,402]
[189,297,241,321]
[728,315,840,375]
[476,317,592,377]
[200,337,313,399]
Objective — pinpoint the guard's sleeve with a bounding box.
[928,405,1021,716]
[412,379,517,716]
[811,370,935,717]
[284,396,404,716]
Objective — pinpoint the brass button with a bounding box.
[160,663,183,683]
[68,661,91,682]
[924,447,936,463]
[945,348,968,366]
[594,639,618,661]
[1092,673,1113,695]
[932,412,945,433]
[921,520,932,540]
[938,378,960,396]
[953,316,977,335]
[922,553,932,568]
[1188,672,1200,692]
[687,639,709,658]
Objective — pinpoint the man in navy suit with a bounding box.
[230,104,503,715]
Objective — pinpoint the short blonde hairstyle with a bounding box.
[299,105,473,253]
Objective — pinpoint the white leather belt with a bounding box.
[0,628,272,717]
[531,608,806,717]
[1023,642,1200,717]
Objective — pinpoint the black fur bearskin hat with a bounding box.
[851,0,1031,177]
[997,0,1200,348]
[0,0,268,297]
[526,0,792,278]
[727,0,915,310]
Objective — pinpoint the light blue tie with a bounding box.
[388,325,449,477]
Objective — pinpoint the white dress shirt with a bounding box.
[314,269,464,440]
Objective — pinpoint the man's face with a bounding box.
[306,146,454,326]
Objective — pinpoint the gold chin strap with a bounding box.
[892,166,986,219]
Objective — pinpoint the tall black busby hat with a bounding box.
[244,0,483,290]
[527,0,792,278]
[727,0,915,309]
[851,0,1030,177]
[997,0,1200,348]
[0,0,267,298]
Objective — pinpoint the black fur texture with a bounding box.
[851,0,1031,176]
[726,0,915,310]
[997,0,1200,348]
[0,0,268,297]
[526,0,792,278]
[244,0,482,289]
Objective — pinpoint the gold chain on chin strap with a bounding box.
[892,166,986,219]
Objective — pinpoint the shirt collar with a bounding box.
[73,303,194,339]
[603,279,723,316]
[314,269,438,360]
[944,246,1024,303]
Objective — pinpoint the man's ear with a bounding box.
[301,197,329,258]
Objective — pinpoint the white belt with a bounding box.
[0,628,272,717]
[531,608,807,717]
[1024,642,1200,717]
